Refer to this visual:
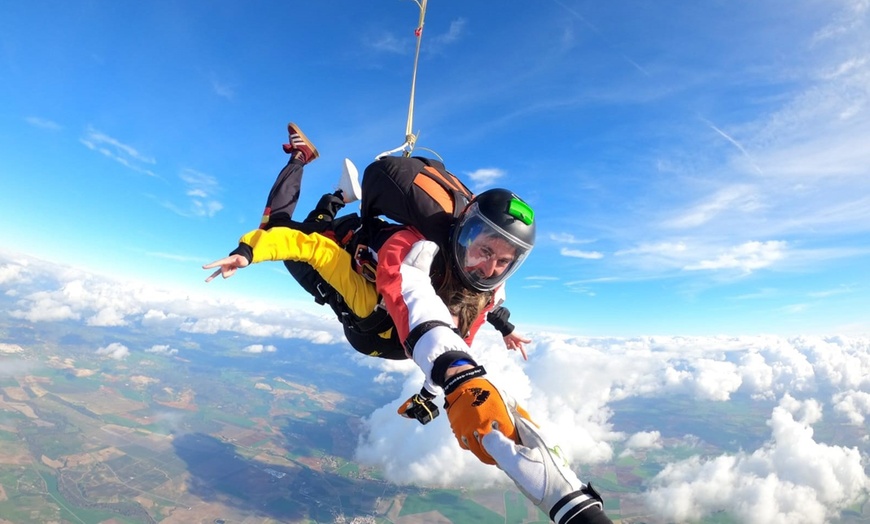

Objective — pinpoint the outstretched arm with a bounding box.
[375,230,612,523]
[482,415,612,524]
[202,227,378,320]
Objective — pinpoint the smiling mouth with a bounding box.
[467,268,488,279]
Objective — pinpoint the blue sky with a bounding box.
[1,1,869,336]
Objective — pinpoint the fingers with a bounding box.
[202,257,229,270]
[203,262,236,283]
[203,254,249,283]
[504,335,529,360]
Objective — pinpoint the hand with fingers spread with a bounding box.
[203,254,249,282]
[487,306,530,360]
[503,331,531,360]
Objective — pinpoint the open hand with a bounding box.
[504,331,531,360]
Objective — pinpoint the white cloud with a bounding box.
[465,167,505,189]
[560,247,604,259]
[0,343,24,354]
[25,116,62,131]
[690,359,742,401]
[80,127,157,176]
[0,359,36,377]
[164,168,223,218]
[684,240,787,273]
[549,232,595,245]
[664,184,761,229]
[11,278,144,326]
[3,251,869,523]
[146,344,179,356]
[616,241,687,257]
[96,342,130,360]
[10,290,80,322]
[146,252,204,263]
[645,395,869,524]
[0,261,31,284]
[0,264,24,284]
[368,32,407,54]
[242,344,277,354]
[428,18,467,51]
[211,75,235,99]
[832,389,870,425]
[354,332,870,495]
[624,431,663,452]
[87,307,129,327]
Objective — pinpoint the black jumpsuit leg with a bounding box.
[260,158,305,228]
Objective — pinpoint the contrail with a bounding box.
[704,119,764,174]
[550,0,651,77]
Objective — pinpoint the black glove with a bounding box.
[487,306,515,337]
[397,389,440,425]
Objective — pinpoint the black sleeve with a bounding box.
[229,243,254,263]
[487,306,515,337]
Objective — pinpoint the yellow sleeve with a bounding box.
[239,227,378,319]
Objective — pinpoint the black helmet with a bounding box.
[450,189,536,291]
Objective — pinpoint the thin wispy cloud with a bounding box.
[684,240,787,273]
[25,116,62,131]
[664,185,761,229]
[80,128,157,177]
[808,285,855,298]
[146,251,204,263]
[550,0,650,77]
[560,247,604,260]
[549,232,595,245]
[426,18,467,54]
[704,120,763,175]
[368,32,408,54]
[211,76,235,99]
[780,303,810,314]
[616,241,687,259]
[164,168,223,218]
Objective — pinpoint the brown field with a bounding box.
[155,387,197,411]
[2,386,29,401]
[64,446,125,467]
[0,441,31,465]
[56,388,148,415]
[0,399,38,418]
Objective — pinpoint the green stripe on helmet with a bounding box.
[508,198,534,225]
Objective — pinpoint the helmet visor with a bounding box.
[453,203,533,291]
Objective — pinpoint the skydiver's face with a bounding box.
[463,235,517,280]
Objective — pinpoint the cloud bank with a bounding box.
[1,251,867,522]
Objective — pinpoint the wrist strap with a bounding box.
[443,365,487,396]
